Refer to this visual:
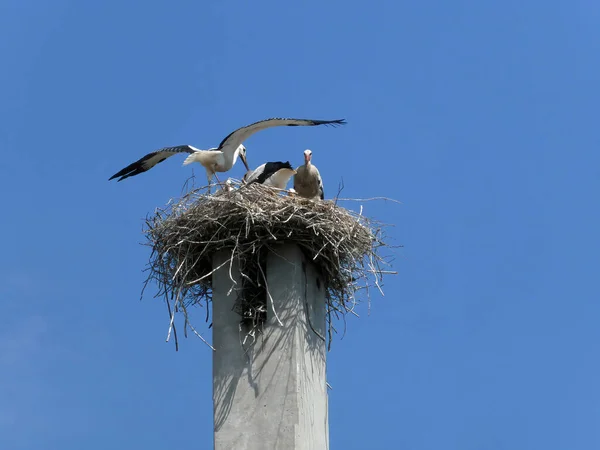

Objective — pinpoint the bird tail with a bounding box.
[182,152,201,166]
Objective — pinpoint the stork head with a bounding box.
[303,149,313,165]
[238,145,250,171]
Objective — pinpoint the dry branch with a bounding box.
[142,178,396,350]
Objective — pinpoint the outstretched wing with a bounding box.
[108,145,200,182]
[217,118,346,150]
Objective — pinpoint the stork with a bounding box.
[108,117,346,188]
[293,149,324,200]
[108,144,249,186]
[221,178,234,192]
[243,161,297,190]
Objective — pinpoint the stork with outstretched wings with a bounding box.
[108,117,346,187]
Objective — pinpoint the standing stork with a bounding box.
[243,161,297,190]
[293,149,324,200]
[108,118,346,188]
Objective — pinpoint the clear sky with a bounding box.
[2,0,600,449]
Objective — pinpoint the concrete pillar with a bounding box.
[212,244,328,450]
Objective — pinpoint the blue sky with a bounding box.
[2,0,600,448]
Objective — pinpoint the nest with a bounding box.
[142,179,395,350]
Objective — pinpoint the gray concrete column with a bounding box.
[212,244,328,450]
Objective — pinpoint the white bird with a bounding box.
[243,161,297,190]
[221,179,234,192]
[108,144,249,185]
[293,149,324,200]
[108,117,346,186]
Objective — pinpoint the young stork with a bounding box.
[293,149,324,200]
[108,117,346,187]
[243,161,297,190]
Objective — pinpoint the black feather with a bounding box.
[252,161,294,184]
[108,145,195,181]
[108,152,159,181]
[217,117,346,149]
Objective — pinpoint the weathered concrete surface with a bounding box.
[212,244,328,450]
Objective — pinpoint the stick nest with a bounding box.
[143,180,394,350]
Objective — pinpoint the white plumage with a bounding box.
[109,144,249,185]
[243,161,297,190]
[293,149,324,200]
[109,117,345,185]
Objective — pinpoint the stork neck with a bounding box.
[222,146,240,168]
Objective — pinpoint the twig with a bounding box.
[165,294,179,351]
[335,197,403,204]
[141,179,397,350]
[258,262,284,327]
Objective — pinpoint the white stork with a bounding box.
[293,149,324,200]
[108,117,346,186]
[243,161,297,190]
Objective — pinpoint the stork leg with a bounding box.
[206,167,224,194]
[206,169,214,193]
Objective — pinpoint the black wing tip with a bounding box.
[108,147,193,182]
[108,167,135,181]
[324,118,347,126]
[108,171,126,181]
[108,172,131,182]
[108,163,145,182]
[262,117,347,126]
[306,118,346,127]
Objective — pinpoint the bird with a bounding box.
[243,161,297,190]
[293,149,324,200]
[108,117,346,187]
[221,179,234,192]
[108,144,250,186]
